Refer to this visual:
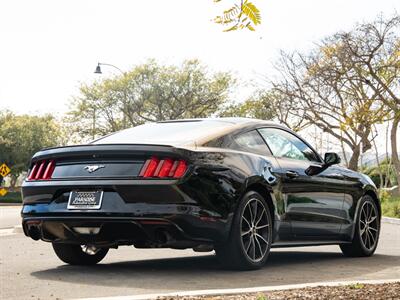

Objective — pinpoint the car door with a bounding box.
[258,127,346,240]
[229,129,292,240]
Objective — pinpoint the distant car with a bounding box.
[21,118,380,270]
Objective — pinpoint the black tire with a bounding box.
[340,195,380,257]
[215,191,273,270]
[52,243,109,265]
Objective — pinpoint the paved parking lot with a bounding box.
[0,207,399,300]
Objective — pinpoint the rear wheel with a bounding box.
[340,195,380,257]
[52,243,109,265]
[215,191,272,270]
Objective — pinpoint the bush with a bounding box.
[381,196,400,218]
[0,191,22,203]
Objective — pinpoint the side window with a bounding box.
[258,128,320,162]
[230,130,271,156]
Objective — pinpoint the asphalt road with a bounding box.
[0,207,399,300]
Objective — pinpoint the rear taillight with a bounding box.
[139,157,188,179]
[27,160,55,180]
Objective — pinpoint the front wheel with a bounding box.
[52,243,109,265]
[340,195,380,257]
[215,191,273,270]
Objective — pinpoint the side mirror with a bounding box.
[324,152,341,166]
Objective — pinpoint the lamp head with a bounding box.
[94,63,102,74]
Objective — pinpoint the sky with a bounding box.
[0,0,399,117]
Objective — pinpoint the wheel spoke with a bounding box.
[252,201,258,224]
[251,236,256,260]
[248,204,254,226]
[368,229,376,245]
[254,235,263,257]
[366,230,371,248]
[362,230,368,246]
[241,229,252,237]
[245,237,252,253]
[256,224,269,230]
[360,226,367,236]
[255,207,266,226]
[368,216,377,224]
[242,216,251,228]
[255,233,269,245]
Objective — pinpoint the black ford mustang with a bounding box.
[21,118,380,270]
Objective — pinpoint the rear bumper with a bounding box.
[21,185,230,247]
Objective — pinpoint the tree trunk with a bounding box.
[9,175,18,192]
[348,144,361,171]
[391,115,400,193]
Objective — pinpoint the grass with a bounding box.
[0,191,22,203]
[381,196,400,218]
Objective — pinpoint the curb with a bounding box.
[73,279,400,300]
[382,216,400,225]
[0,202,22,206]
[0,225,22,236]
[13,225,23,233]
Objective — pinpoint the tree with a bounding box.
[329,15,400,190]
[220,89,310,131]
[0,111,62,189]
[68,59,235,141]
[269,16,397,171]
[214,0,261,32]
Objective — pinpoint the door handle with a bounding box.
[286,170,299,178]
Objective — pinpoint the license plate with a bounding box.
[67,191,103,210]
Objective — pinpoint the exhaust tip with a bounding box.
[28,226,41,241]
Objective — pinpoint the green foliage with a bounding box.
[349,283,365,289]
[220,97,275,120]
[0,111,62,187]
[214,0,261,32]
[381,196,400,218]
[256,293,268,300]
[362,160,397,188]
[0,191,22,203]
[220,89,310,132]
[68,59,235,141]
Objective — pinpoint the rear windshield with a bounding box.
[93,121,234,145]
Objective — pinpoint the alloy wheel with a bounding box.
[240,198,270,262]
[359,201,379,250]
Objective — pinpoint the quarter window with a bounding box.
[230,130,271,156]
[258,128,320,162]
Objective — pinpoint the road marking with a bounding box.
[73,278,400,300]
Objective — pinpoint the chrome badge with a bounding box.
[84,165,105,173]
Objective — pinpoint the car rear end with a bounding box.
[21,143,230,250]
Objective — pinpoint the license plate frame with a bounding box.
[67,190,103,210]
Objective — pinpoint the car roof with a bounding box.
[93,118,283,147]
[157,117,278,126]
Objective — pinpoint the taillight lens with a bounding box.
[27,160,55,180]
[139,157,188,179]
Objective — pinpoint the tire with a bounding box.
[52,243,109,265]
[340,195,380,257]
[215,191,273,270]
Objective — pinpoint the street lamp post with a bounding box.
[94,62,124,75]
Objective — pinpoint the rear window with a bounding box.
[93,121,234,145]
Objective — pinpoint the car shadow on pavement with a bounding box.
[31,250,400,292]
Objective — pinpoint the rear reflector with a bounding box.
[27,160,56,180]
[140,157,188,179]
